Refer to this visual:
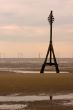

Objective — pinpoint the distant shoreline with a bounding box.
[0,58,73,72]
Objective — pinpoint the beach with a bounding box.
[0,71,73,95]
[0,58,73,109]
[0,71,72,109]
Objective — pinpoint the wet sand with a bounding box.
[0,100,73,110]
[26,100,73,110]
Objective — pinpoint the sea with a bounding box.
[0,58,73,73]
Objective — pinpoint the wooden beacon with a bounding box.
[40,11,59,73]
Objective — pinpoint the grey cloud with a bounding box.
[0,0,73,43]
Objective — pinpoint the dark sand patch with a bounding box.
[26,100,73,110]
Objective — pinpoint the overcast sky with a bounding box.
[0,0,73,58]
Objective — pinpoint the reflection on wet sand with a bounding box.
[0,104,27,110]
[0,93,73,103]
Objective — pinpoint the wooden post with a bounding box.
[40,11,59,73]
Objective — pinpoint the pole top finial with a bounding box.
[48,10,54,24]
